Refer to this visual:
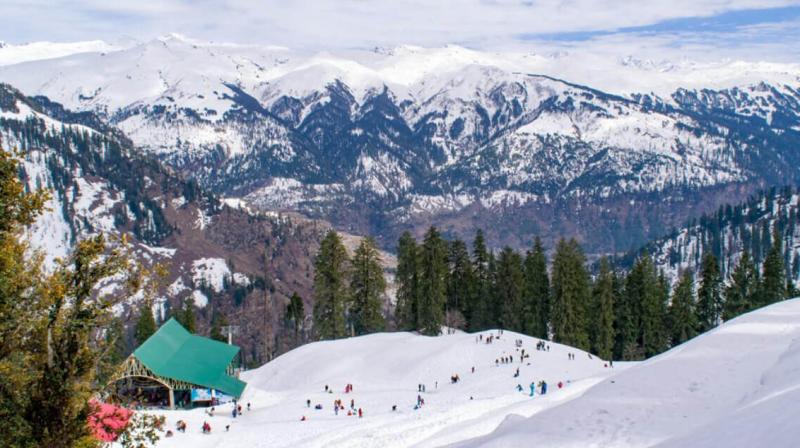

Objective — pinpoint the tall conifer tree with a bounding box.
[590,257,615,360]
[312,230,350,340]
[723,252,758,320]
[349,237,386,335]
[446,239,474,329]
[395,232,419,330]
[669,270,698,345]
[418,227,448,335]
[496,247,525,332]
[523,237,550,339]
[761,230,787,306]
[134,301,157,345]
[697,252,722,332]
[471,230,492,330]
[550,238,590,350]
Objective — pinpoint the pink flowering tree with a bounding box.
[87,400,162,447]
[87,400,133,442]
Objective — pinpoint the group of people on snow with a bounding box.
[195,399,252,435]
[303,384,365,421]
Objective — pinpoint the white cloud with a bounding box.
[1,1,799,61]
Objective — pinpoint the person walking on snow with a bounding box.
[529,382,535,396]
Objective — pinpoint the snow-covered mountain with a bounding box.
[2,36,799,253]
[457,297,800,448]
[0,83,328,363]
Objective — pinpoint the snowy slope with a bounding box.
[150,329,620,448]
[457,298,800,448]
[0,40,120,66]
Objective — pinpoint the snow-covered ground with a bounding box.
[146,298,800,447]
[457,298,800,448]
[151,329,618,448]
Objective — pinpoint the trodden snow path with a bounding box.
[149,329,622,448]
[455,298,800,448]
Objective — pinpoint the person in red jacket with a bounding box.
[358,408,363,418]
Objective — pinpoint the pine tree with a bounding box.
[418,227,448,335]
[446,239,474,330]
[590,257,615,360]
[130,262,167,345]
[175,297,197,333]
[312,230,350,340]
[1,137,146,448]
[284,292,304,342]
[134,300,157,346]
[496,247,525,332]
[486,250,499,327]
[696,252,722,332]
[210,310,229,343]
[395,232,419,330]
[646,270,670,357]
[669,270,698,345]
[723,252,757,321]
[761,230,787,306]
[550,238,590,351]
[623,254,667,358]
[349,237,386,335]
[97,317,130,385]
[612,265,632,360]
[471,230,492,330]
[523,237,550,339]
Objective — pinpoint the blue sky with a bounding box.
[3,1,799,60]
[526,5,800,41]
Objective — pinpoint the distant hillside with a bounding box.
[624,185,800,286]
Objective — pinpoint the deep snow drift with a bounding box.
[457,298,800,448]
[152,329,617,448]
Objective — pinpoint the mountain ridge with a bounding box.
[1,38,798,254]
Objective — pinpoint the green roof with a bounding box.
[133,318,246,398]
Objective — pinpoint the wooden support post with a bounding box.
[168,387,175,410]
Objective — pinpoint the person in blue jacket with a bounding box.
[529,382,536,396]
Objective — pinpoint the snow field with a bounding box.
[151,329,618,448]
[457,298,800,448]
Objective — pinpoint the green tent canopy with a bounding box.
[132,318,246,398]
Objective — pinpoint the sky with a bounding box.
[3,0,800,61]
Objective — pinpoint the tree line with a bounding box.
[310,225,794,361]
